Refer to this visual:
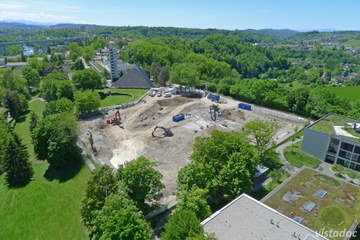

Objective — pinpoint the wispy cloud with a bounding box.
[0,10,84,23]
[0,3,28,10]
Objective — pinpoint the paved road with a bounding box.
[275,137,303,174]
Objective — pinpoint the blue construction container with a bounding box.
[238,103,252,111]
[173,113,185,122]
[208,93,220,101]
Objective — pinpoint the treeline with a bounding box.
[121,34,360,119]
[0,37,108,180]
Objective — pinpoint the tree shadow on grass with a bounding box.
[16,115,27,124]
[44,157,84,183]
[6,177,33,189]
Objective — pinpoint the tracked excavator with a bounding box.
[209,104,220,121]
[106,110,122,125]
[152,126,174,137]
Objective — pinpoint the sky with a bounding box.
[0,0,359,30]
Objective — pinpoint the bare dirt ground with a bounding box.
[79,95,302,204]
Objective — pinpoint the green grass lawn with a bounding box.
[264,168,360,240]
[0,99,90,240]
[344,39,360,48]
[284,141,323,168]
[311,119,335,134]
[99,88,148,107]
[326,86,360,102]
[332,164,360,180]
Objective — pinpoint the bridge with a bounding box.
[0,34,110,57]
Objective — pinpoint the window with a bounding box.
[350,162,359,171]
[327,138,339,154]
[355,146,360,154]
[339,150,351,160]
[341,142,354,152]
[325,155,335,164]
[337,158,345,165]
[351,154,360,163]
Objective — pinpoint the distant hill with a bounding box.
[0,21,44,29]
[245,29,299,38]
[286,30,360,44]
[50,23,108,30]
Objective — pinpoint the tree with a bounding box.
[3,133,33,187]
[91,193,153,240]
[268,169,285,184]
[170,63,201,87]
[43,98,73,118]
[69,43,82,61]
[218,152,253,199]
[27,57,45,75]
[286,88,310,115]
[117,156,164,212]
[81,165,117,228]
[22,66,40,88]
[56,80,74,100]
[72,69,102,90]
[74,90,101,115]
[72,58,85,70]
[244,120,275,158]
[3,90,27,119]
[158,67,170,86]
[244,120,281,170]
[39,72,68,101]
[29,111,38,133]
[161,210,205,240]
[178,131,258,200]
[32,113,78,167]
[0,119,11,173]
[177,186,211,220]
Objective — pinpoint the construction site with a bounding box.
[79,93,303,204]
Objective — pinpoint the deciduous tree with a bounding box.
[81,165,117,228]
[161,210,205,240]
[72,69,102,90]
[32,113,77,167]
[43,98,73,118]
[91,193,153,240]
[74,90,101,115]
[177,186,211,220]
[178,131,258,200]
[117,156,164,212]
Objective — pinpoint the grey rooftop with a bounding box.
[201,194,328,240]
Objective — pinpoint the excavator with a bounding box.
[209,104,220,121]
[106,110,121,125]
[152,126,174,137]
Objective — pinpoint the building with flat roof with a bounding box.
[302,114,360,171]
[108,41,119,81]
[262,167,359,240]
[5,62,29,69]
[201,193,328,240]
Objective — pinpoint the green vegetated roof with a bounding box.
[310,114,360,141]
[263,167,360,240]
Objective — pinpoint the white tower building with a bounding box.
[108,41,119,81]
